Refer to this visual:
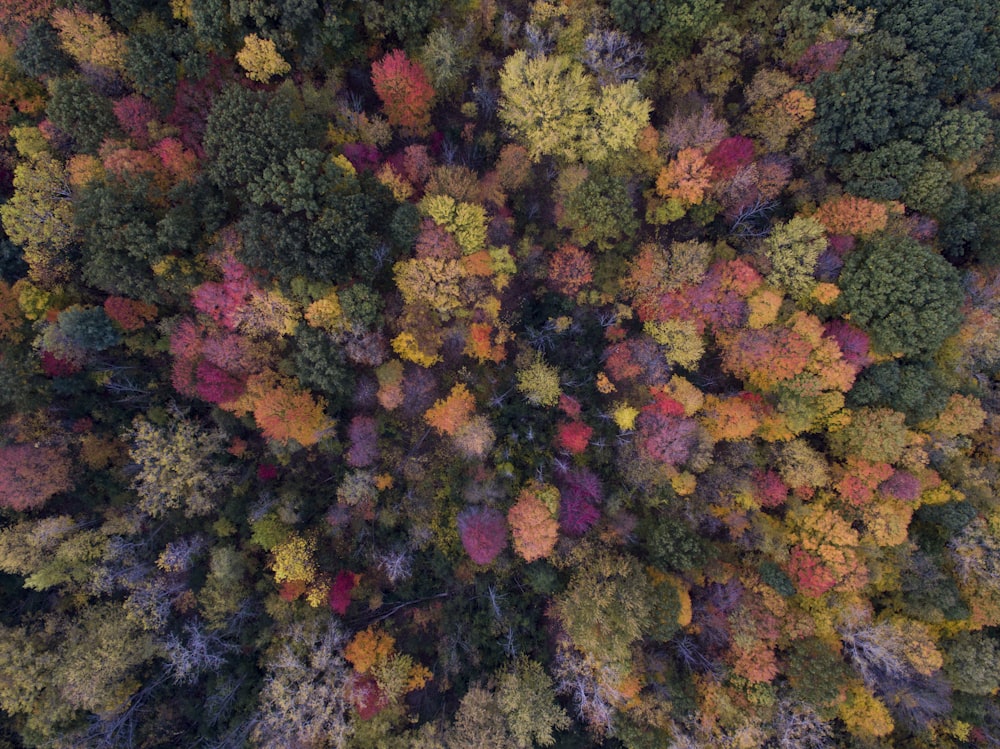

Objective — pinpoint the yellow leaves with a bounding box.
[662,375,705,416]
[305,292,347,334]
[671,471,697,497]
[778,89,815,125]
[52,8,126,71]
[595,372,616,393]
[644,318,705,369]
[236,34,291,83]
[656,148,713,206]
[393,257,465,319]
[344,626,432,701]
[516,357,562,407]
[270,535,316,585]
[926,393,987,437]
[613,404,639,431]
[747,289,783,329]
[839,685,894,739]
[376,163,414,201]
[419,194,488,254]
[391,331,442,368]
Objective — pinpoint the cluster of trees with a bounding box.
[0,0,999,746]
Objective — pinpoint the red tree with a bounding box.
[112,95,157,146]
[457,507,508,565]
[556,421,593,454]
[637,412,700,466]
[371,50,435,134]
[329,570,358,615]
[706,136,755,181]
[559,495,600,537]
[104,296,158,331]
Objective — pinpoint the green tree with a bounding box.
[558,170,639,251]
[943,632,1000,695]
[813,31,937,158]
[764,216,827,300]
[838,233,962,358]
[203,84,308,191]
[45,75,120,154]
[554,546,653,668]
[497,658,570,748]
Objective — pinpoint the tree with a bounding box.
[655,147,713,206]
[554,546,652,669]
[45,75,120,154]
[457,507,508,565]
[0,152,74,283]
[240,371,334,447]
[50,8,125,71]
[251,619,353,748]
[499,52,595,163]
[371,50,435,134]
[812,31,937,158]
[813,195,889,237]
[763,217,826,300]
[425,383,476,437]
[347,415,379,468]
[548,244,592,296]
[516,357,561,407]
[839,233,962,359]
[0,444,72,511]
[508,484,559,562]
[943,632,1000,695]
[497,658,570,748]
[236,34,290,82]
[126,415,236,518]
[557,170,639,251]
[203,83,307,190]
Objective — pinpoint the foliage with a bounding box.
[839,233,963,359]
[371,50,435,134]
[0,444,72,511]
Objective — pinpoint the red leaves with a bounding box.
[637,412,699,466]
[706,136,755,181]
[104,296,157,331]
[751,469,789,509]
[371,50,435,133]
[556,421,593,454]
[329,570,358,615]
[559,495,600,537]
[457,506,508,565]
[787,547,837,598]
[0,444,73,511]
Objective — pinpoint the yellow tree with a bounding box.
[236,34,291,83]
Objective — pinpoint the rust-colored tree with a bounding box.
[548,244,593,296]
[0,444,73,511]
[508,486,559,562]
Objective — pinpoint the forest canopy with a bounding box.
[0,0,1000,747]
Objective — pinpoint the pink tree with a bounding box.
[457,507,508,565]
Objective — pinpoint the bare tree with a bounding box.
[583,30,646,87]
